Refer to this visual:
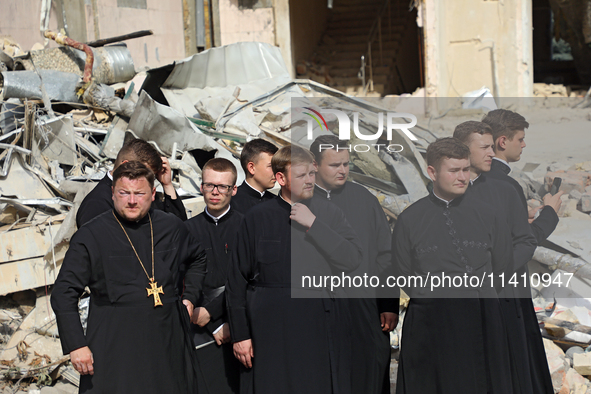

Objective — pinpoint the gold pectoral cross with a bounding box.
[146,279,164,307]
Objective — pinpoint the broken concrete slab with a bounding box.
[544,338,570,390]
[0,154,55,200]
[0,305,63,368]
[546,218,591,263]
[33,294,57,337]
[564,368,590,392]
[0,220,63,263]
[575,353,591,376]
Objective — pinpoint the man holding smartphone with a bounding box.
[482,109,563,239]
[482,109,564,394]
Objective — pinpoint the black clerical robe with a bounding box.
[314,182,395,394]
[488,158,558,244]
[392,192,514,394]
[52,209,206,394]
[226,196,363,394]
[76,174,187,228]
[484,160,555,394]
[231,182,275,214]
[184,207,243,394]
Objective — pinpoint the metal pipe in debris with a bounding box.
[533,246,591,280]
[86,30,153,47]
[44,30,94,84]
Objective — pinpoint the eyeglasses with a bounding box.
[202,183,233,194]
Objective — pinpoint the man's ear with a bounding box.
[276,172,287,187]
[247,161,256,177]
[111,186,115,202]
[151,187,156,202]
[497,136,508,150]
[427,165,437,182]
[231,185,237,197]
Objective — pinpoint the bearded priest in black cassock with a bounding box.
[52,161,206,394]
[184,158,242,393]
[226,145,363,394]
[392,138,515,394]
[310,135,397,394]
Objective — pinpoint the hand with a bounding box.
[182,299,194,320]
[380,312,398,332]
[70,346,94,375]
[290,203,316,228]
[158,157,177,199]
[528,206,543,223]
[542,191,564,214]
[213,323,231,345]
[191,307,211,327]
[233,339,254,368]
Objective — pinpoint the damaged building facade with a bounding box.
[3,0,590,100]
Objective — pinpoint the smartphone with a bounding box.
[550,177,562,195]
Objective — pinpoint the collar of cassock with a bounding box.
[492,157,512,175]
[428,190,465,208]
[277,192,293,211]
[242,180,267,198]
[112,206,155,228]
[314,183,346,200]
[204,205,232,224]
[469,173,482,186]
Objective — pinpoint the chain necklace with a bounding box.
[112,211,164,307]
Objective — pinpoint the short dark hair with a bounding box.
[112,161,155,188]
[271,145,314,175]
[426,138,470,170]
[202,158,238,185]
[115,139,163,174]
[240,139,278,173]
[452,121,493,144]
[482,109,529,142]
[309,135,349,164]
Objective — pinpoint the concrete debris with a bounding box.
[574,352,591,376]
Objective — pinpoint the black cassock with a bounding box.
[76,174,187,228]
[226,196,363,394]
[184,207,243,394]
[314,183,395,394]
[486,159,555,393]
[488,158,558,244]
[392,192,515,394]
[231,182,275,214]
[52,209,206,394]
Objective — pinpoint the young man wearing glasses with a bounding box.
[184,158,242,393]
